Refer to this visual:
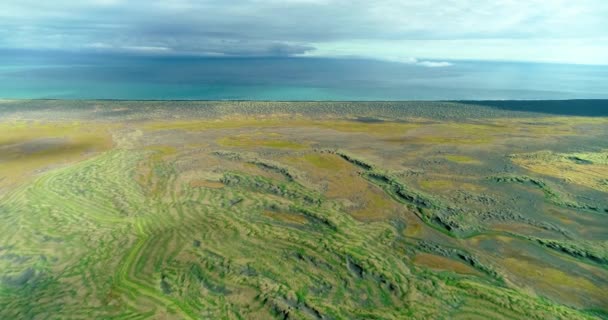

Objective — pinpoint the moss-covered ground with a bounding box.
[1,100,607,319]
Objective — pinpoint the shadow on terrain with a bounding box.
[0,139,96,161]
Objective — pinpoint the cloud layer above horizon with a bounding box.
[1,0,607,65]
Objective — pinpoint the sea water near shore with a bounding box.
[1,51,607,101]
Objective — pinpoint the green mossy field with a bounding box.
[1,100,607,319]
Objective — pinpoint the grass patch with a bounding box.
[444,155,481,164]
[217,135,307,149]
[511,150,608,192]
[301,153,347,171]
[414,253,482,276]
[0,121,114,189]
[1,105,607,319]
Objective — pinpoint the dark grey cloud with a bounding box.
[1,0,607,63]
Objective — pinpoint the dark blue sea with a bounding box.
[1,50,607,100]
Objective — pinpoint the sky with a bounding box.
[1,0,608,65]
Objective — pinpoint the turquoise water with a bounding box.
[1,51,607,100]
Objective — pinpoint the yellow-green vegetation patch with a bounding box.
[419,179,455,190]
[0,121,114,189]
[383,136,479,145]
[489,222,560,239]
[351,184,401,221]
[395,122,515,145]
[417,136,493,144]
[144,145,177,155]
[142,115,291,131]
[381,122,508,145]
[469,235,607,309]
[444,154,482,164]
[301,153,348,170]
[284,152,400,221]
[263,210,309,224]
[217,134,307,149]
[143,116,422,138]
[2,103,608,319]
[419,179,483,193]
[501,257,603,307]
[511,150,608,192]
[189,179,225,189]
[309,119,421,136]
[414,253,482,276]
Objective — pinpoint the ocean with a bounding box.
[1,50,607,100]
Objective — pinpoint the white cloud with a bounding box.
[121,46,171,53]
[86,42,111,49]
[365,56,453,67]
[416,61,453,68]
[307,38,608,65]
